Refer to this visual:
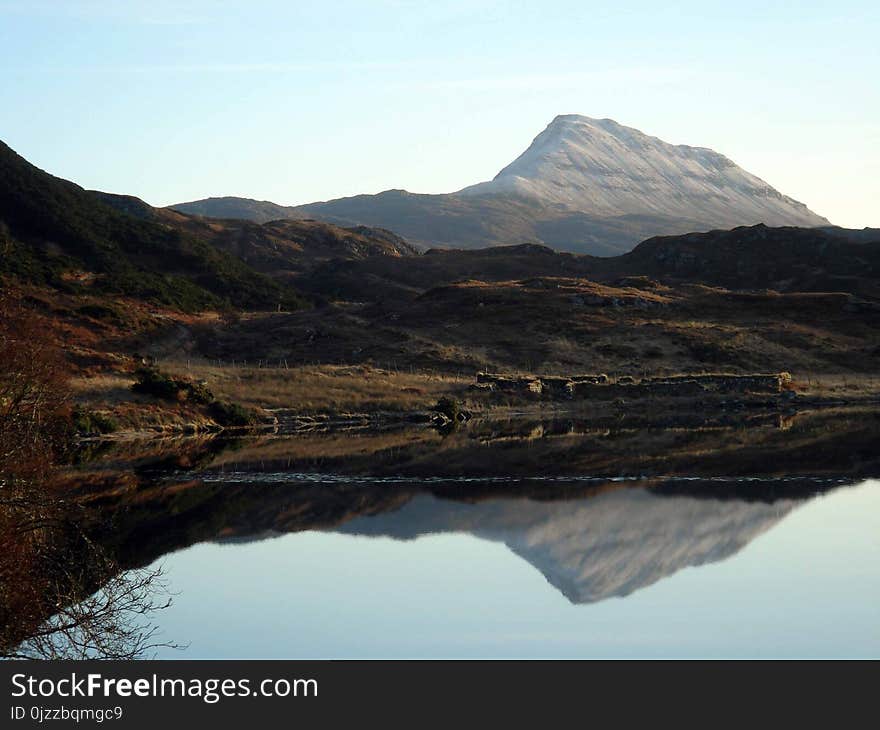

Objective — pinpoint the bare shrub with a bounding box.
[0,291,71,481]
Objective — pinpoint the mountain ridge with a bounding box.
[172,115,831,255]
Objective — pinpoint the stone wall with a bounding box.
[475,372,790,400]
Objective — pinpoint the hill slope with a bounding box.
[202,223,880,378]
[0,141,302,311]
[602,224,880,298]
[174,190,670,256]
[96,192,418,284]
[299,225,880,303]
[165,196,296,225]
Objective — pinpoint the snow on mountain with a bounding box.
[458,114,829,228]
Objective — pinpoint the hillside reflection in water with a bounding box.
[10,407,880,658]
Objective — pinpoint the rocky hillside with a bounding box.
[604,224,880,298]
[298,225,880,304]
[301,243,592,302]
[167,216,417,281]
[98,191,418,284]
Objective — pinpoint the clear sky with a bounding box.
[1,1,877,227]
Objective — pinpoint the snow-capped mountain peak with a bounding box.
[458,114,828,228]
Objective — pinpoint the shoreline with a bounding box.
[75,391,880,442]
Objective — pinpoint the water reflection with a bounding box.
[335,489,804,603]
[0,476,178,659]
[144,478,880,658]
[5,405,880,657]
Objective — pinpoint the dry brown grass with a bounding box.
[159,361,469,413]
[794,374,880,399]
[69,374,135,404]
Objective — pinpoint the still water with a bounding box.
[144,477,880,659]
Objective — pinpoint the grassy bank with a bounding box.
[159,361,469,414]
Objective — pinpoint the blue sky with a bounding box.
[1,1,878,227]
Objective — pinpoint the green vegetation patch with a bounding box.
[132,366,214,404]
[70,405,120,436]
[131,365,258,427]
[0,142,305,312]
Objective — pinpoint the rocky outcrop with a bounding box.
[476,372,543,395]
[538,376,573,399]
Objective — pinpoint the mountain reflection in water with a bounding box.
[147,477,879,658]
[6,407,880,658]
[335,489,803,604]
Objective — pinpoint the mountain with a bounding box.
[0,141,303,312]
[172,115,830,255]
[459,115,828,227]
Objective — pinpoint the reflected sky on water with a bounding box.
[145,478,880,658]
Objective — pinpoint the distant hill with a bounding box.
[301,243,593,302]
[605,224,880,298]
[299,224,880,304]
[166,196,297,225]
[0,141,303,311]
[173,190,670,257]
[172,115,831,255]
[819,226,880,244]
[97,192,418,285]
[295,189,696,256]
